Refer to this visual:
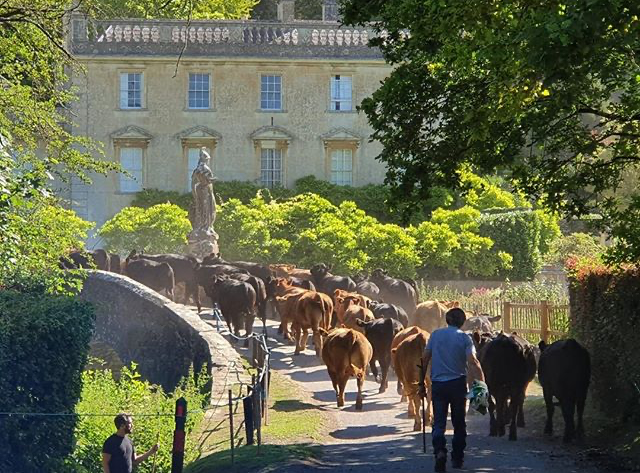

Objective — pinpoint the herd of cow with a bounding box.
[62,249,592,445]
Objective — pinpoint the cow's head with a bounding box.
[311,263,329,278]
[371,268,387,280]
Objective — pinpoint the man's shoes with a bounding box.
[451,458,464,469]
[434,451,447,472]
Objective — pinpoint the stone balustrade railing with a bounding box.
[70,17,384,59]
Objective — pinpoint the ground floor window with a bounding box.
[260,148,282,188]
[330,148,353,186]
[119,147,143,192]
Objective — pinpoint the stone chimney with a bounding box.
[277,0,296,22]
[322,0,339,21]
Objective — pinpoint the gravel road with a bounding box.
[261,321,614,473]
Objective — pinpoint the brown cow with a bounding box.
[334,289,371,324]
[322,328,373,410]
[411,301,449,333]
[269,263,313,281]
[392,326,428,400]
[273,278,309,339]
[342,303,375,333]
[290,291,329,356]
[393,330,432,431]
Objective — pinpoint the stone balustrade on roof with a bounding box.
[70,16,384,60]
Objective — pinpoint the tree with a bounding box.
[97,0,257,19]
[341,0,640,263]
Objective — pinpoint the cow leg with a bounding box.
[488,393,498,437]
[293,327,303,355]
[543,391,554,436]
[408,394,416,418]
[398,381,406,400]
[517,386,527,427]
[508,392,522,441]
[327,370,339,405]
[379,358,390,394]
[337,375,348,407]
[369,359,379,383]
[576,393,587,442]
[561,399,576,444]
[243,312,255,348]
[300,329,310,352]
[355,372,365,411]
[412,394,422,431]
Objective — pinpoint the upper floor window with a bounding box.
[330,75,352,111]
[119,72,143,109]
[260,148,282,188]
[330,149,353,186]
[188,73,210,109]
[119,147,143,192]
[261,75,282,111]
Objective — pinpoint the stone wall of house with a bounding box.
[80,270,245,399]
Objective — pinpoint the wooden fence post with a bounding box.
[540,300,550,343]
[503,301,512,334]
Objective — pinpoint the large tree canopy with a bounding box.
[98,0,257,19]
[342,0,640,263]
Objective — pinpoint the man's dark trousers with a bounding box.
[431,376,467,462]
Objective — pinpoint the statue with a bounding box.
[188,147,219,256]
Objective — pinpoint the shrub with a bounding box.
[545,232,605,266]
[479,210,543,280]
[569,264,640,421]
[1,201,93,294]
[70,363,209,473]
[459,170,518,210]
[0,291,95,473]
[98,203,191,254]
[131,188,192,211]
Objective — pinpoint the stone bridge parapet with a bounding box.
[80,271,245,400]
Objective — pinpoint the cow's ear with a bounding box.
[538,340,547,351]
[489,315,502,322]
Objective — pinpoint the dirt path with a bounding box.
[261,321,611,473]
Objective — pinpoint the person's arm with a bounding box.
[102,453,111,473]
[467,352,485,383]
[133,444,159,466]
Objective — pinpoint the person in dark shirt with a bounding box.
[102,413,158,473]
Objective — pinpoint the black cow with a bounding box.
[109,253,122,274]
[310,263,356,297]
[357,318,404,393]
[477,332,537,441]
[62,249,111,271]
[195,263,249,291]
[538,339,591,443]
[130,252,200,308]
[370,268,417,317]
[125,258,175,300]
[229,261,272,284]
[230,273,268,331]
[352,274,381,300]
[207,276,256,346]
[368,301,409,328]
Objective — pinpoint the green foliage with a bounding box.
[97,0,257,19]
[0,291,95,473]
[341,0,640,264]
[0,200,93,294]
[252,0,321,20]
[98,203,191,254]
[459,170,518,211]
[479,210,543,280]
[569,265,640,421]
[545,232,605,267]
[70,363,209,473]
[131,188,193,211]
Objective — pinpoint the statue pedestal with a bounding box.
[188,237,219,259]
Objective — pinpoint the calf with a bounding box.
[322,328,373,410]
[369,301,409,328]
[393,330,432,430]
[357,318,404,393]
[538,339,591,443]
[478,333,537,441]
[411,300,448,333]
[124,258,175,300]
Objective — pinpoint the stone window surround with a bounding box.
[111,125,153,194]
[251,125,294,187]
[117,67,147,110]
[258,72,285,112]
[329,72,354,112]
[321,128,361,186]
[185,69,215,111]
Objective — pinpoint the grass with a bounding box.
[185,369,329,473]
[525,379,640,471]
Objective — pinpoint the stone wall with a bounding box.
[80,271,245,399]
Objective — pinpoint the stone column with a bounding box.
[277,0,296,22]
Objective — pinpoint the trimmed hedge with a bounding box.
[0,291,95,472]
[569,263,640,421]
[479,209,543,280]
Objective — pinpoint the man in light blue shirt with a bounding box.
[422,308,485,472]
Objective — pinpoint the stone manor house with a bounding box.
[63,0,391,235]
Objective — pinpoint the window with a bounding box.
[260,148,282,188]
[260,75,282,110]
[119,73,143,109]
[119,147,143,192]
[188,73,210,109]
[330,75,352,111]
[330,149,353,186]
[186,147,201,191]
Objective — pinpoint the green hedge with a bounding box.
[569,263,640,421]
[0,291,95,473]
[479,209,543,280]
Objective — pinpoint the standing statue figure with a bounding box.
[188,147,219,255]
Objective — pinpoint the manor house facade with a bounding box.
[63,0,391,234]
